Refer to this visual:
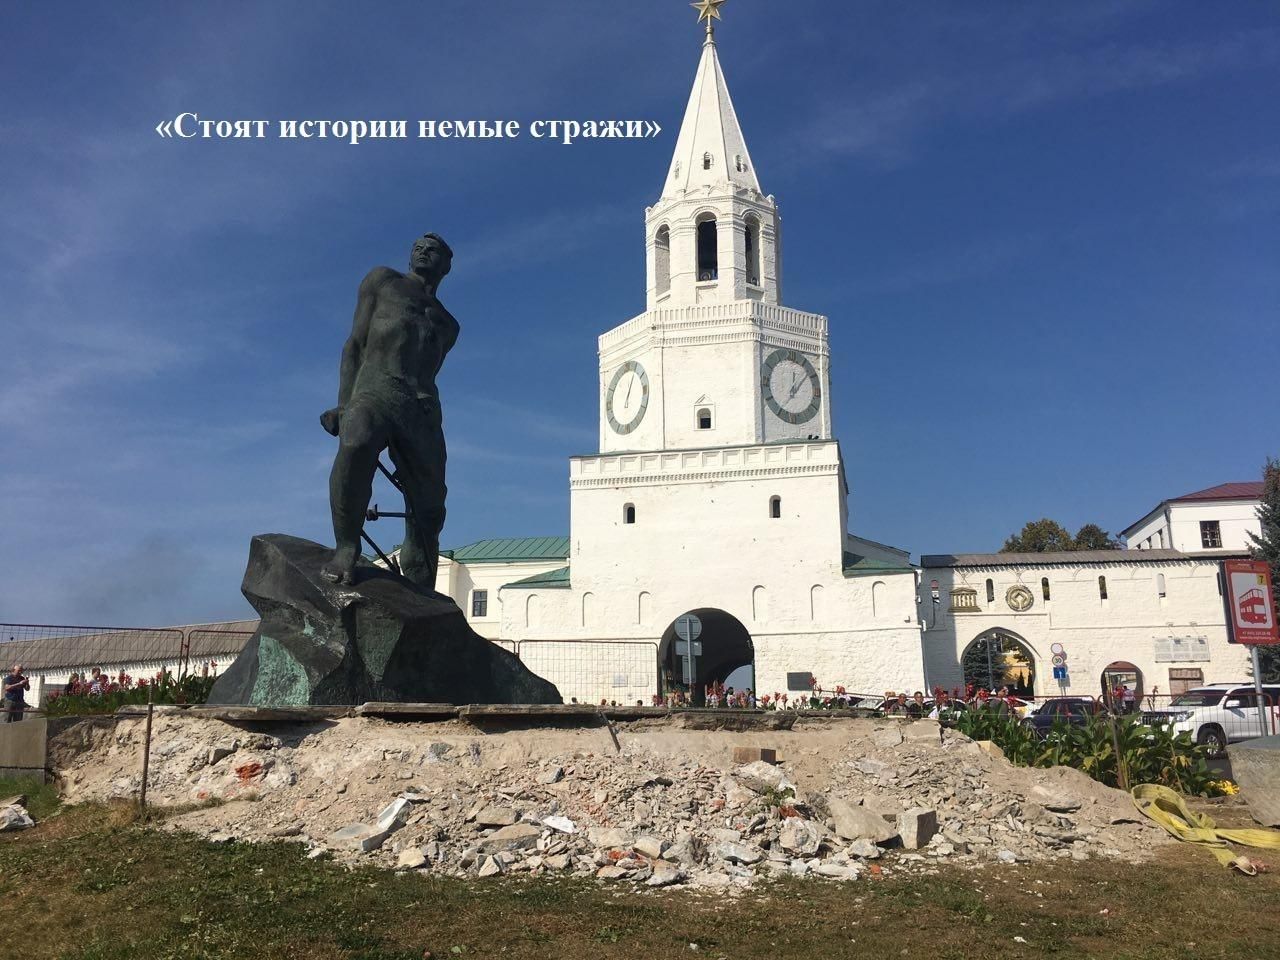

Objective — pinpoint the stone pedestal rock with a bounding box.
[207,535,562,706]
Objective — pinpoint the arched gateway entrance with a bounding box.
[658,609,754,705]
[962,629,1037,696]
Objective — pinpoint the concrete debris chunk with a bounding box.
[588,826,632,849]
[633,835,667,859]
[732,747,777,765]
[713,842,762,865]
[397,847,428,869]
[646,859,685,886]
[897,808,938,850]
[478,823,542,855]
[778,818,825,857]
[828,798,898,844]
[872,725,904,748]
[732,760,788,794]
[474,805,518,828]
[1,805,36,832]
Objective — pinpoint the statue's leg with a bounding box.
[388,411,447,591]
[323,401,388,584]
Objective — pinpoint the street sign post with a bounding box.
[1222,559,1279,736]
[674,614,703,688]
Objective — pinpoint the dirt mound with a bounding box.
[50,713,1166,888]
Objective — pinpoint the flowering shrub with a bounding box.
[44,666,219,716]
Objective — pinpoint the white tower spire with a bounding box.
[661,22,762,201]
[644,0,781,310]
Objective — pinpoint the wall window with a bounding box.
[1157,573,1167,599]
[1168,668,1204,696]
[872,580,886,618]
[985,579,995,604]
[1041,577,1051,602]
[744,215,761,286]
[654,225,671,296]
[809,584,823,621]
[471,589,488,618]
[1200,520,1222,549]
[769,495,781,519]
[696,215,718,280]
[623,503,636,525]
[735,154,746,172]
[702,151,713,170]
[697,407,713,430]
[1098,575,1108,601]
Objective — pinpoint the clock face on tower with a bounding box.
[605,360,650,435]
[761,348,821,424]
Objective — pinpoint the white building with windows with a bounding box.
[1121,482,1264,553]
[918,550,1253,704]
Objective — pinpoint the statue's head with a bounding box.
[410,233,453,283]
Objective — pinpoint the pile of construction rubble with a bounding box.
[50,713,1166,888]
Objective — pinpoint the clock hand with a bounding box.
[787,371,804,402]
[623,375,634,409]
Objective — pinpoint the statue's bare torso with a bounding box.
[354,267,458,406]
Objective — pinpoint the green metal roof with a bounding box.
[503,566,571,589]
[842,551,914,577]
[444,536,569,564]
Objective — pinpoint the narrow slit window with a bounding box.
[654,225,671,296]
[1041,577,1051,601]
[703,152,713,170]
[696,216,718,280]
[1098,575,1108,601]
[1157,573,1167,599]
[769,495,781,519]
[624,503,636,525]
[985,579,995,604]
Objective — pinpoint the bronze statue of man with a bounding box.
[320,233,458,589]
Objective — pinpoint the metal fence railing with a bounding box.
[0,623,255,708]
[511,640,659,707]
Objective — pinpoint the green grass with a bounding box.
[3,800,1279,960]
[0,775,61,819]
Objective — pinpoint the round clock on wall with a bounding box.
[605,360,649,435]
[761,348,821,424]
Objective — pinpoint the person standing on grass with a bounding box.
[4,664,30,722]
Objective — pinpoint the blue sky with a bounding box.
[2,0,1277,625]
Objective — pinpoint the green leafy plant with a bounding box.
[952,708,1219,796]
[43,671,217,717]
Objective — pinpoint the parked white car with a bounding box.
[1141,683,1280,758]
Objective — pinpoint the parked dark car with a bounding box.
[1023,697,1107,737]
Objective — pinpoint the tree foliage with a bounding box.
[1073,523,1120,550]
[1001,518,1120,553]
[1248,457,1280,683]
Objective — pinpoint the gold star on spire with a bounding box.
[691,0,727,40]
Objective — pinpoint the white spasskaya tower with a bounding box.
[497,3,926,706]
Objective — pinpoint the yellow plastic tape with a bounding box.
[1132,783,1280,873]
